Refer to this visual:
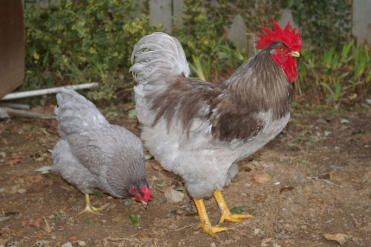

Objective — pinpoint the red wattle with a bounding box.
[271,53,297,83]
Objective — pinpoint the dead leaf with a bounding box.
[5,159,21,166]
[150,161,164,171]
[68,236,78,241]
[43,217,52,233]
[280,186,294,193]
[324,233,348,245]
[29,217,43,229]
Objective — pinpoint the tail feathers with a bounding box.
[55,88,108,138]
[130,32,190,85]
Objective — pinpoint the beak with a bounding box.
[141,201,147,206]
[289,51,300,57]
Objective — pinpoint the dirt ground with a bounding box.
[0,102,370,247]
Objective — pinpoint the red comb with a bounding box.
[255,19,302,51]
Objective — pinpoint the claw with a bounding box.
[193,198,231,236]
[219,212,253,224]
[78,193,103,216]
[213,190,253,224]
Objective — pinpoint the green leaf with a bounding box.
[34,166,52,172]
[230,206,245,214]
[128,215,140,226]
[128,109,137,119]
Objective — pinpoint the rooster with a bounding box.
[52,88,152,215]
[130,20,301,235]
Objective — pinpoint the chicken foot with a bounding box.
[193,198,229,236]
[213,190,252,224]
[78,193,103,215]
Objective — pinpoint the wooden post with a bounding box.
[352,0,371,46]
[149,0,172,33]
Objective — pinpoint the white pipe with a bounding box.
[1,82,99,100]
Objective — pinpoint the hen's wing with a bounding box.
[52,139,98,194]
[66,125,145,197]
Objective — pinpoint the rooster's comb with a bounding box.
[255,19,302,51]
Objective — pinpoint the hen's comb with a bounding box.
[255,19,302,51]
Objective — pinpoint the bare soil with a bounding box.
[0,104,370,247]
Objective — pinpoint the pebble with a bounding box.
[33,240,49,247]
[340,119,350,124]
[210,243,216,247]
[123,199,131,206]
[61,242,72,247]
[164,188,184,203]
[17,188,27,194]
[77,240,86,246]
[254,173,271,184]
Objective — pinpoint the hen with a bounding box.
[130,20,301,235]
[52,88,152,215]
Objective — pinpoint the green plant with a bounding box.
[174,0,280,81]
[281,0,352,50]
[189,55,211,81]
[24,0,161,100]
[297,41,370,106]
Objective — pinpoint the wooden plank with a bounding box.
[149,0,172,33]
[0,0,25,98]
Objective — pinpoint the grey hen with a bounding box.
[52,88,152,215]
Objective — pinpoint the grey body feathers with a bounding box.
[52,88,147,198]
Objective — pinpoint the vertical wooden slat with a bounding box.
[149,0,172,33]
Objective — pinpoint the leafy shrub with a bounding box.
[173,0,281,81]
[24,0,160,100]
[297,42,370,106]
[281,0,352,50]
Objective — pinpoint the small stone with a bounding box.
[254,228,263,235]
[17,188,26,194]
[61,242,73,247]
[324,233,348,245]
[144,154,153,160]
[254,173,271,184]
[33,240,49,247]
[324,131,331,137]
[164,188,184,203]
[210,243,216,247]
[340,119,350,124]
[77,240,86,246]
[123,199,131,206]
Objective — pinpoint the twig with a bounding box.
[1,82,99,100]
[0,102,30,110]
[174,223,197,231]
[43,216,52,233]
[0,107,55,119]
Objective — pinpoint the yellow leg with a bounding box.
[213,190,252,224]
[193,198,230,236]
[78,193,103,215]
